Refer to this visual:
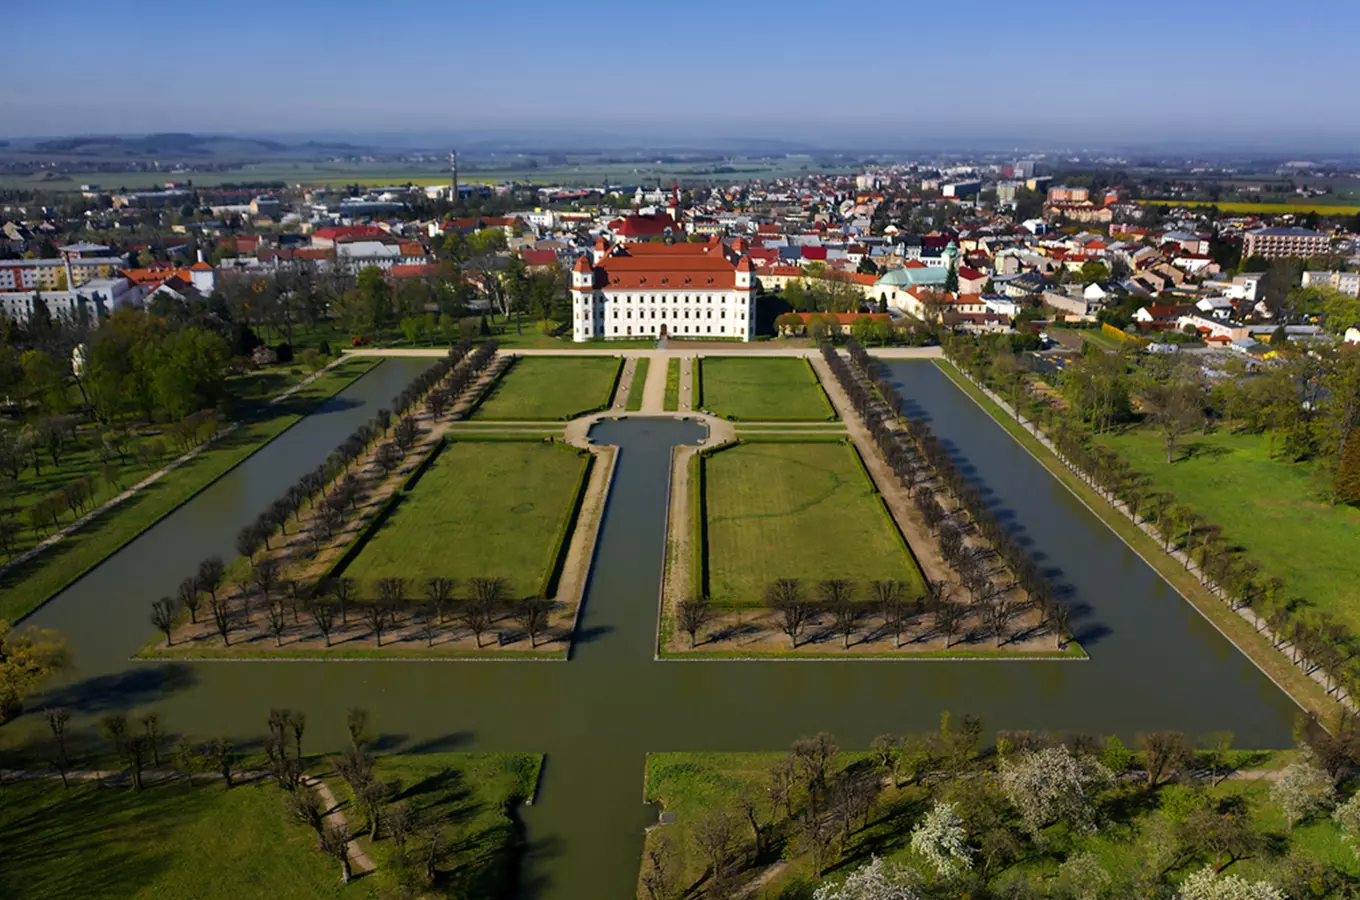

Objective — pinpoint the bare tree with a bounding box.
[208,589,232,646]
[424,576,456,623]
[464,577,506,648]
[830,598,863,649]
[871,580,910,648]
[677,596,713,650]
[151,596,176,646]
[46,707,71,788]
[266,601,288,647]
[308,596,336,647]
[1140,731,1192,788]
[639,832,675,900]
[139,712,163,767]
[362,601,389,647]
[203,737,237,788]
[513,597,553,648]
[692,809,737,881]
[934,602,965,649]
[320,822,353,884]
[177,576,201,625]
[765,578,814,649]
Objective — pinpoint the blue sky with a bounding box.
[5,0,1359,149]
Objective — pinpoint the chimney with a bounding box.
[197,249,205,264]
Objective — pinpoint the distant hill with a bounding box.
[18,133,372,160]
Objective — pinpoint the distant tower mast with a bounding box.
[449,150,459,202]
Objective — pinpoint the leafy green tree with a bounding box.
[1335,428,1360,505]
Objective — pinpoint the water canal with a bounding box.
[3,357,1298,899]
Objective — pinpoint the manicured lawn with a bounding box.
[471,356,621,421]
[701,441,922,605]
[342,439,591,598]
[663,359,680,411]
[697,357,835,421]
[0,358,380,623]
[1099,423,1360,631]
[0,778,360,900]
[625,357,650,411]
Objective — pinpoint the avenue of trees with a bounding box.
[942,335,1360,710]
[816,339,1073,651]
[150,342,506,650]
[644,714,1360,900]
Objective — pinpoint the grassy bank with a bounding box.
[469,356,622,421]
[933,359,1335,720]
[0,358,380,624]
[698,357,837,421]
[626,357,651,411]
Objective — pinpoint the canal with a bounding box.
[3,358,1298,899]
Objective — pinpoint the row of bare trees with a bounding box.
[152,342,502,649]
[822,340,1073,651]
[154,570,558,650]
[942,338,1360,703]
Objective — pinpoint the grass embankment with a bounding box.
[701,441,922,605]
[625,357,650,411]
[640,750,1349,898]
[469,356,622,421]
[0,751,541,900]
[0,358,380,624]
[1098,425,1360,634]
[697,357,837,421]
[663,359,681,411]
[933,359,1336,719]
[343,440,591,600]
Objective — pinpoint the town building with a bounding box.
[1302,270,1360,297]
[570,238,755,341]
[1242,227,1329,259]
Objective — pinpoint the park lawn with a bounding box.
[341,439,590,598]
[0,778,364,900]
[663,359,680,411]
[0,358,379,623]
[626,357,650,411]
[1098,423,1360,632]
[698,357,835,421]
[1137,199,1360,215]
[701,441,921,605]
[471,356,622,421]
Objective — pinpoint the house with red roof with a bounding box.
[520,248,558,270]
[607,211,681,243]
[569,238,756,341]
[957,266,988,294]
[311,224,388,249]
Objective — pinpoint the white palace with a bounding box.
[570,236,757,341]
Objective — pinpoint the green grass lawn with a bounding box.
[0,358,379,623]
[697,357,835,421]
[626,358,650,411]
[663,359,680,411]
[471,356,621,421]
[1099,423,1360,631]
[701,441,922,605]
[640,751,1356,899]
[0,750,542,900]
[0,777,361,900]
[342,439,590,598]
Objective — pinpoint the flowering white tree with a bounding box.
[1056,851,1111,900]
[910,801,973,877]
[812,857,922,900]
[1178,866,1285,900]
[999,745,1114,837]
[1333,792,1360,857]
[1270,759,1334,832]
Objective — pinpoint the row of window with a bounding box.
[573,324,742,337]
[577,293,743,305]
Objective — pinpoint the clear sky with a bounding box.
[5,0,1359,150]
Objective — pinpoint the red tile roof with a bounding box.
[521,249,557,267]
[389,263,453,279]
[611,211,680,238]
[121,265,193,286]
[313,225,386,243]
[574,241,749,291]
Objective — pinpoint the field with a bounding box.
[697,357,836,421]
[0,157,856,193]
[470,356,621,421]
[1137,199,1360,215]
[0,751,540,900]
[639,750,1353,899]
[1098,423,1360,631]
[625,357,650,411]
[701,441,921,605]
[341,439,591,599]
[0,358,379,623]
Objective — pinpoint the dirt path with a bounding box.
[306,775,375,873]
[612,358,637,411]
